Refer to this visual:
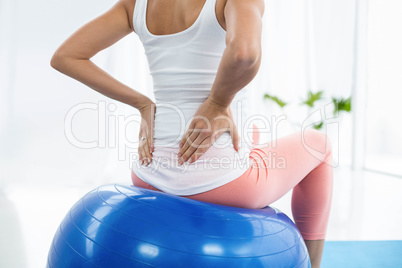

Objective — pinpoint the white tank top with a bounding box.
[132,0,252,195]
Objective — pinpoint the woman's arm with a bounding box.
[177,0,265,165]
[51,0,155,166]
[50,0,152,110]
[208,0,265,107]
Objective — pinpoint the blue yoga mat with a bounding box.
[322,240,402,268]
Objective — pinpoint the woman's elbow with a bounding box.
[50,47,77,72]
[229,42,261,67]
[50,51,65,71]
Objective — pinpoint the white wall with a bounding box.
[365,0,402,176]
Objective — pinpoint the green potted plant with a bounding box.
[263,90,352,130]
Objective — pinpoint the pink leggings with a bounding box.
[132,128,333,240]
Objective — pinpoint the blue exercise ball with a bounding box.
[47,184,311,267]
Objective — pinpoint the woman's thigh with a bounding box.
[250,128,333,206]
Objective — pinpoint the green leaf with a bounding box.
[302,90,324,108]
[264,93,287,108]
[313,121,324,130]
[332,96,352,115]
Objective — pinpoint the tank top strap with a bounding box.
[201,0,227,37]
[204,0,217,18]
[132,0,147,38]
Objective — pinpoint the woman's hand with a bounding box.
[177,97,240,165]
[138,101,156,166]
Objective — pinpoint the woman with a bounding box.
[51,0,333,267]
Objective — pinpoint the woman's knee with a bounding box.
[302,129,332,162]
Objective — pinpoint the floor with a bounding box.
[321,241,402,268]
[1,166,401,268]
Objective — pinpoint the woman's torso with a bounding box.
[131,0,252,195]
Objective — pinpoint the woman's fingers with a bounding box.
[231,123,240,152]
[145,124,154,164]
[178,133,208,165]
[143,138,152,165]
[148,134,154,153]
[138,137,146,165]
[138,142,146,165]
[139,134,152,166]
[137,101,156,166]
[187,136,211,163]
[178,130,200,164]
[179,121,195,149]
[149,105,156,153]
[178,122,238,165]
[176,101,241,165]
[147,126,154,154]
